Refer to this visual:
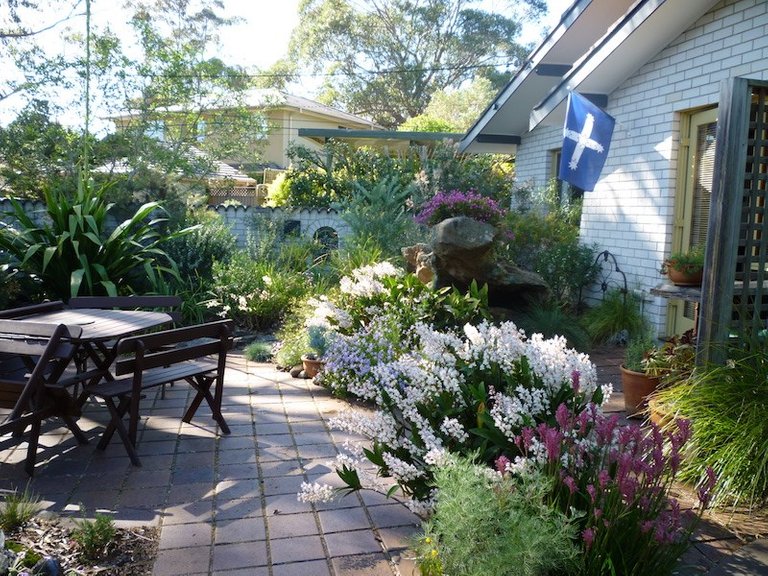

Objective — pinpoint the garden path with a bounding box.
[0,347,764,575]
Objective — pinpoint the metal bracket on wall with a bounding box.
[593,250,628,303]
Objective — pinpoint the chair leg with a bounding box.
[24,418,42,476]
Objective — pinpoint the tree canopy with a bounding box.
[272,0,545,127]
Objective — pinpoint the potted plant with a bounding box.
[661,245,705,286]
[620,332,662,417]
[301,324,330,378]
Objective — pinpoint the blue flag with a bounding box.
[559,91,615,191]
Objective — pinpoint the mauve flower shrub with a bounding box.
[415,189,507,227]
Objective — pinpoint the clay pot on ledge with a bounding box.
[620,364,662,418]
[666,266,703,287]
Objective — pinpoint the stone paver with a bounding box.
[0,350,763,575]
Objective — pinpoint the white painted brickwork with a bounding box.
[515,0,768,335]
[1,197,350,251]
[210,205,351,247]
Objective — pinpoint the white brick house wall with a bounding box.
[514,0,768,336]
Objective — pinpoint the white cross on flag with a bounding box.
[558,91,615,191]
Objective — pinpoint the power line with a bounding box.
[87,60,519,82]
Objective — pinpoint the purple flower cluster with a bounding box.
[509,403,717,574]
[414,189,507,227]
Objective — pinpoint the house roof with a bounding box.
[93,146,256,185]
[109,90,381,131]
[460,0,719,154]
[297,128,465,148]
[245,89,382,130]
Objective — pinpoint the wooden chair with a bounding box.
[68,295,182,323]
[0,320,87,475]
[0,301,66,319]
[87,319,233,466]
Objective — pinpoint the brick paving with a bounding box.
[0,347,765,575]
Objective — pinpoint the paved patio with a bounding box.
[0,348,765,575]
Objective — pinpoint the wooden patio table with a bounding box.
[16,307,174,403]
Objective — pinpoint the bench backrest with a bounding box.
[0,320,81,416]
[113,319,234,377]
[68,295,183,323]
[0,301,66,319]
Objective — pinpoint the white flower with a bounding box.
[262,275,273,286]
[298,482,335,503]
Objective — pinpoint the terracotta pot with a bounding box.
[620,364,662,418]
[666,267,703,287]
[301,355,325,378]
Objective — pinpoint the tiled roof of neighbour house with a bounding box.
[109,91,381,130]
[460,0,719,154]
[243,89,383,129]
[92,147,256,185]
[186,146,257,184]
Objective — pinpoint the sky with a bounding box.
[2,0,574,128]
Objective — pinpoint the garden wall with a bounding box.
[0,197,351,249]
[209,204,351,248]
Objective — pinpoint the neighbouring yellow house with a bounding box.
[110,89,381,172]
[249,90,382,169]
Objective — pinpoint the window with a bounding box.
[145,121,165,141]
[669,107,717,335]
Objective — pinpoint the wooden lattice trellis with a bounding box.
[699,77,768,362]
[208,185,267,207]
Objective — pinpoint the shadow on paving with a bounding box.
[0,347,763,575]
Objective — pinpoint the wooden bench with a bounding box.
[68,295,183,396]
[0,320,88,475]
[87,319,234,466]
[68,295,182,324]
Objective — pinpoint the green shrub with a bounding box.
[72,512,116,561]
[533,239,598,311]
[164,208,236,281]
[582,289,647,345]
[516,302,591,352]
[501,211,580,271]
[0,487,40,532]
[0,180,185,299]
[339,177,424,259]
[651,343,768,509]
[330,237,386,274]
[243,341,274,362]
[209,251,309,330]
[415,456,579,576]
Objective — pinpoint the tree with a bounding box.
[399,76,498,132]
[95,0,266,176]
[0,1,78,104]
[0,99,81,199]
[276,0,545,127]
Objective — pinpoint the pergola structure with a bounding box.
[698,77,768,363]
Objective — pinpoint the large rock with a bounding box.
[407,216,549,309]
